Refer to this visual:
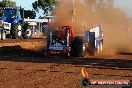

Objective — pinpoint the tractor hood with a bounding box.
[1,17,23,23]
[2,17,14,23]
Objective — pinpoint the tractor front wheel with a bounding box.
[1,30,6,40]
[71,36,86,57]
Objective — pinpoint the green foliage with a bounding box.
[32,0,57,15]
[0,0,16,7]
[24,10,36,19]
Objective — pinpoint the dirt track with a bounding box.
[0,39,131,88]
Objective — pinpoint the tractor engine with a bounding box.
[47,26,73,58]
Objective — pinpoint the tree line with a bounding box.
[0,0,57,18]
[0,0,114,19]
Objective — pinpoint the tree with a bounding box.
[0,0,16,7]
[32,0,57,16]
[24,10,36,19]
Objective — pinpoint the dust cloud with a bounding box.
[51,0,132,55]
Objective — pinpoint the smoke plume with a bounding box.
[51,0,132,55]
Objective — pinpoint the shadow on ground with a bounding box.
[118,52,132,55]
[0,45,131,71]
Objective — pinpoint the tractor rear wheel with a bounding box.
[23,28,32,39]
[71,36,86,57]
[11,22,23,39]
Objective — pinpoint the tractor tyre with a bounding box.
[11,22,23,39]
[23,28,32,39]
[71,36,86,57]
[1,30,6,40]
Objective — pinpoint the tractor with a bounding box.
[0,7,11,40]
[0,7,32,39]
[46,25,103,58]
[46,26,74,58]
[0,20,11,40]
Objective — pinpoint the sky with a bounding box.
[11,0,37,10]
[115,0,132,17]
[0,0,132,17]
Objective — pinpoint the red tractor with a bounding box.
[46,25,103,58]
[46,26,86,58]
